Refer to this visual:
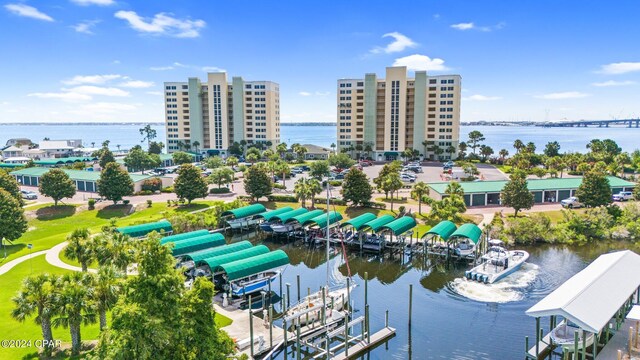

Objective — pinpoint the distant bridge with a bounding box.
[537,119,640,128]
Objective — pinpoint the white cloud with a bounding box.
[72,20,100,34]
[451,21,505,32]
[451,22,474,30]
[146,91,163,96]
[393,54,448,71]
[591,80,636,87]
[64,86,130,97]
[370,32,417,54]
[150,65,174,71]
[299,92,311,96]
[201,66,225,72]
[119,80,154,88]
[598,62,640,75]
[4,4,54,22]
[534,91,591,100]
[62,74,122,85]
[28,92,92,102]
[70,0,114,5]
[465,94,502,101]
[114,11,206,38]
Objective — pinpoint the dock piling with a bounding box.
[385,310,389,328]
[296,274,301,303]
[408,284,413,327]
[249,295,254,359]
[286,283,291,308]
[366,304,370,344]
[269,304,273,349]
[283,312,288,360]
[535,317,540,356]
[296,324,301,360]
[573,330,578,357]
[364,272,369,307]
[279,273,283,300]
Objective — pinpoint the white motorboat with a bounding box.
[549,319,596,352]
[226,216,261,230]
[465,240,529,284]
[229,270,282,297]
[454,238,477,259]
[284,283,355,327]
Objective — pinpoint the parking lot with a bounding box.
[360,162,508,185]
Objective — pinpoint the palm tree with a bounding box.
[294,178,310,207]
[307,178,323,208]
[447,145,456,159]
[499,148,509,161]
[176,140,185,151]
[92,233,135,274]
[411,181,430,214]
[276,143,288,159]
[265,140,273,148]
[458,142,468,159]
[184,142,192,151]
[64,228,94,272]
[422,140,430,158]
[192,141,200,153]
[295,146,308,161]
[12,274,61,357]
[513,139,524,153]
[364,142,373,159]
[445,181,464,196]
[53,272,96,356]
[91,142,96,148]
[116,144,121,152]
[92,266,121,331]
[330,143,336,154]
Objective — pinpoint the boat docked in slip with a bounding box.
[284,283,355,327]
[549,319,596,352]
[228,270,281,297]
[465,240,529,284]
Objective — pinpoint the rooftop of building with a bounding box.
[428,176,636,195]
[11,167,152,183]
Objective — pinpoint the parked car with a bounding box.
[400,172,417,179]
[334,174,345,180]
[400,174,416,183]
[291,167,304,174]
[403,166,423,173]
[612,191,634,202]
[21,190,37,200]
[299,165,310,171]
[443,161,454,168]
[359,160,373,167]
[560,197,584,209]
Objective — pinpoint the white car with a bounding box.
[21,190,37,200]
[400,174,415,183]
[560,197,584,209]
[612,191,634,201]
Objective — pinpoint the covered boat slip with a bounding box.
[302,211,343,229]
[423,221,482,261]
[217,250,290,296]
[197,245,270,271]
[221,204,266,231]
[183,241,253,263]
[524,250,640,359]
[159,229,210,245]
[116,219,173,238]
[272,208,309,223]
[256,206,294,221]
[170,233,226,257]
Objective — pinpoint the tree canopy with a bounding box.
[0,188,28,243]
[172,151,193,165]
[244,165,272,202]
[98,163,134,204]
[0,170,24,205]
[501,170,534,216]
[328,153,356,171]
[174,164,208,204]
[341,168,372,206]
[39,168,76,206]
[209,167,234,189]
[576,170,612,207]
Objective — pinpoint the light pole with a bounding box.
[28,244,33,273]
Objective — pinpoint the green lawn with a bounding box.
[0,255,102,360]
[1,200,221,265]
[215,313,233,328]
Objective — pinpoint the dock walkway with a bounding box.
[333,327,396,360]
[597,319,638,359]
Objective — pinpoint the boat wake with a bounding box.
[449,263,539,303]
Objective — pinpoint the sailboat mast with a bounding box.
[326,173,330,288]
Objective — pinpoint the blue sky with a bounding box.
[1,0,639,123]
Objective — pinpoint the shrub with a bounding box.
[329,180,343,187]
[500,214,552,245]
[273,183,287,190]
[167,199,172,207]
[161,186,174,193]
[123,200,130,205]
[266,195,298,202]
[88,198,96,210]
[141,177,163,192]
[362,201,386,209]
[146,200,152,207]
[313,197,346,206]
[209,187,231,194]
[135,190,153,196]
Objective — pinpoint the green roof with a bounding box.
[379,216,417,235]
[184,241,252,262]
[33,156,97,166]
[340,213,377,229]
[219,250,290,281]
[428,176,636,195]
[198,245,270,269]
[160,229,211,245]
[450,223,482,244]
[272,208,308,223]
[360,214,395,232]
[221,204,266,219]
[302,211,343,228]
[287,209,324,224]
[117,220,172,238]
[424,220,457,240]
[0,163,24,168]
[170,234,226,256]
[10,167,151,183]
[256,206,294,221]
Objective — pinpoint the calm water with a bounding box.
[1,123,638,153]
[227,231,640,359]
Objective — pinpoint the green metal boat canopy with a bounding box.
[449,223,482,244]
[359,214,395,232]
[287,209,324,224]
[220,204,266,219]
[424,220,457,240]
[303,211,343,228]
[272,208,308,223]
[256,206,294,221]
[379,216,417,235]
[340,213,377,229]
[185,241,252,262]
[170,234,226,256]
[217,250,290,281]
[160,229,210,245]
[117,219,173,238]
[198,245,270,269]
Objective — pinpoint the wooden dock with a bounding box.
[333,327,396,360]
[526,333,553,359]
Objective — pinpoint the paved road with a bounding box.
[45,242,97,273]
